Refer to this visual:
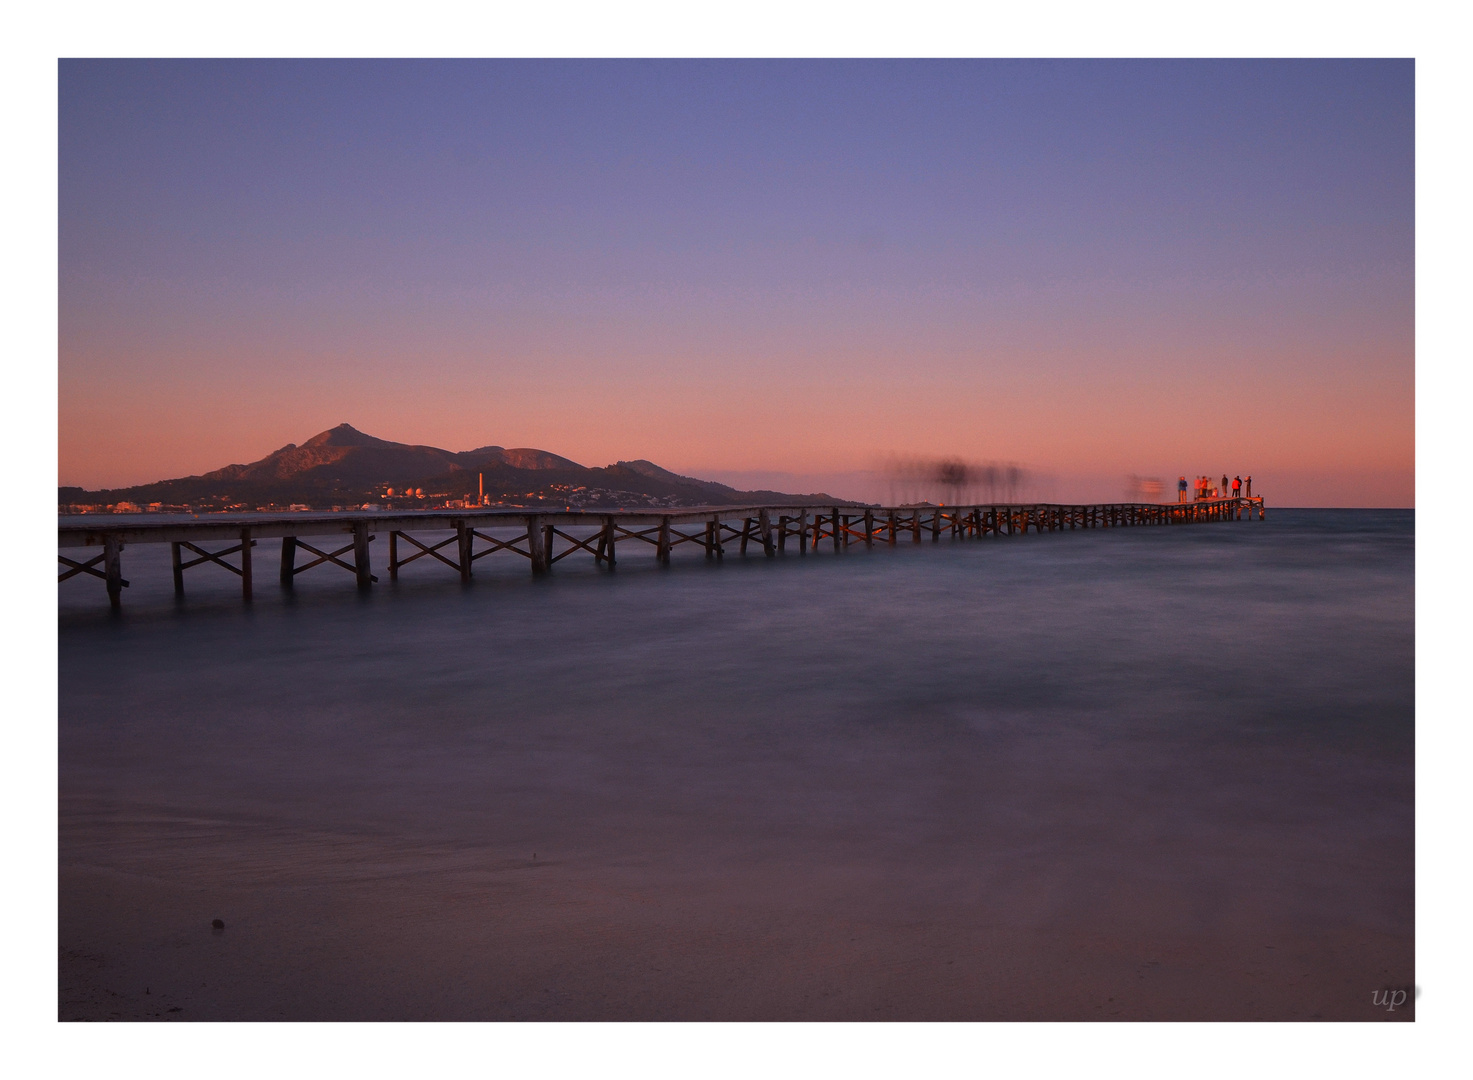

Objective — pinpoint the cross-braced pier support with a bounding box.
[167,529,256,600]
[279,531,377,589]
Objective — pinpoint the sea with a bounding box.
[58,508,1414,1020]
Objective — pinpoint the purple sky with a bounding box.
[59,59,1413,505]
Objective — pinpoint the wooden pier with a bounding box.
[59,497,1266,609]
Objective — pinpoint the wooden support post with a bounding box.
[931,509,941,542]
[797,510,807,554]
[389,531,399,580]
[706,520,716,558]
[759,508,775,557]
[353,522,372,589]
[831,509,841,552]
[912,512,921,543]
[603,516,618,566]
[740,518,750,555]
[240,528,253,602]
[280,536,297,585]
[457,522,472,582]
[657,516,671,564]
[104,536,123,610]
[171,541,184,596]
[887,511,897,544]
[710,516,721,558]
[527,515,549,574]
[840,513,850,548]
[777,515,787,553]
[544,522,555,565]
[864,509,874,547]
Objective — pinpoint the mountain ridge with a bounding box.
[60,424,859,512]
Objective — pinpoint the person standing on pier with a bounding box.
[1246,476,1252,498]
[1179,476,1188,503]
[1222,474,1229,499]
[1232,476,1241,498]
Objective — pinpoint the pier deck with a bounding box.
[59,497,1266,609]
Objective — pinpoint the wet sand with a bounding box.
[59,731,1414,1022]
[58,864,1412,1021]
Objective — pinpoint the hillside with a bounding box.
[59,424,855,512]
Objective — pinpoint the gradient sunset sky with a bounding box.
[59,59,1413,506]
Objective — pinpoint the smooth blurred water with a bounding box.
[58,509,1414,1019]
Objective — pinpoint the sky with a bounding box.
[58,59,1414,505]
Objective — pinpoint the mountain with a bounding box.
[59,424,857,512]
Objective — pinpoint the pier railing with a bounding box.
[59,496,1265,609]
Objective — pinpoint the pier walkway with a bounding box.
[59,497,1265,609]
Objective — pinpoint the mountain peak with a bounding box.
[301,424,392,450]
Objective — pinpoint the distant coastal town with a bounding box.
[60,484,694,516]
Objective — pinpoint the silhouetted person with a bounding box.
[1232,475,1241,498]
[1246,475,1252,498]
[1178,476,1188,503]
[1221,475,1229,499]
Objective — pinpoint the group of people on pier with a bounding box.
[1178,474,1252,502]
